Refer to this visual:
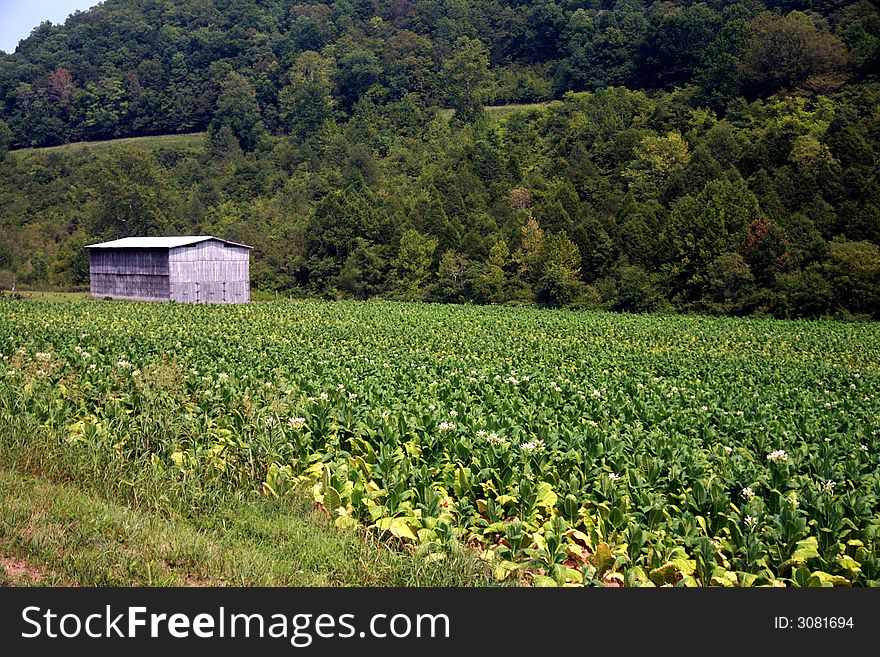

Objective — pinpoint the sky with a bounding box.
[0,1,99,54]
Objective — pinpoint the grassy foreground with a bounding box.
[0,463,492,587]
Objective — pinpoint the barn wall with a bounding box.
[89,249,170,300]
[168,240,250,304]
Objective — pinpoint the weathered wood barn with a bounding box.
[86,236,251,303]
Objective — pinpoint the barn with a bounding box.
[86,236,251,303]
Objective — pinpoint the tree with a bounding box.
[392,229,438,300]
[738,11,850,98]
[777,265,833,318]
[537,231,583,308]
[663,176,761,297]
[613,265,663,313]
[512,217,545,290]
[278,51,336,141]
[442,37,493,125]
[825,240,880,317]
[0,119,11,160]
[336,239,387,299]
[334,48,383,114]
[705,252,755,314]
[639,3,721,89]
[87,148,172,238]
[694,15,750,108]
[78,77,129,140]
[435,250,472,303]
[473,239,511,304]
[623,132,692,199]
[210,71,264,151]
[741,217,789,288]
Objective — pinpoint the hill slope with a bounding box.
[0,1,878,319]
[0,0,877,148]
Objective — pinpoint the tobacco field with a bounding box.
[2,297,879,586]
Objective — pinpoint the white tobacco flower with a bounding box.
[217,372,229,380]
[766,449,788,464]
[288,417,306,430]
[741,487,755,501]
[821,480,836,494]
[608,472,621,481]
[521,439,545,453]
[486,432,506,445]
[438,421,456,432]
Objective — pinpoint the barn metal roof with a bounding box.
[85,236,252,249]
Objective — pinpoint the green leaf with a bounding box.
[376,517,418,541]
[835,555,861,576]
[649,562,682,586]
[563,494,579,520]
[793,567,811,587]
[808,571,851,588]
[334,515,358,530]
[495,494,518,507]
[591,542,615,578]
[790,536,820,563]
[534,482,558,510]
[323,485,342,512]
[532,575,558,587]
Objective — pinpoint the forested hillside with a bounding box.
[0,0,878,318]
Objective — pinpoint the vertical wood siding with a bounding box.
[89,249,170,301]
[168,240,250,304]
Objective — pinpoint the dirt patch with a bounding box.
[184,571,226,587]
[0,555,46,585]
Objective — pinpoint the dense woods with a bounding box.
[0,0,878,318]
